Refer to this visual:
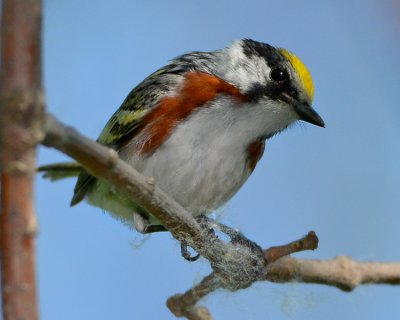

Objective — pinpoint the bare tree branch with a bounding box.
[266,256,400,291]
[40,114,400,319]
[0,0,44,319]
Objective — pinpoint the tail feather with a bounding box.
[70,171,96,206]
[38,162,82,181]
[38,162,95,206]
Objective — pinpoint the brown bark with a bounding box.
[0,1,44,319]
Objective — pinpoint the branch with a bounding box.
[266,256,400,291]
[41,114,400,320]
[0,1,43,319]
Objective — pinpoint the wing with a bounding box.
[71,64,187,205]
[71,51,217,205]
[97,51,216,148]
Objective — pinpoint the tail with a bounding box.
[38,162,96,206]
[37,162,83,181]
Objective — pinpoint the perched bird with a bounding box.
[41,39,324,234]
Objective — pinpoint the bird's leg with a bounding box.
[133,212,167,234]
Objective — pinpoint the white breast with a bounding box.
[88,96,296,225]
[125,97,255,216]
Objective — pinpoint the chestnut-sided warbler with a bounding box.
[41,39,324,233]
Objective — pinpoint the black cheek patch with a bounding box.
[245,80,300,104]
[246,82,284,103]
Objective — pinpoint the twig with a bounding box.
[0,0,43,319]
[264,231,318,263]
[167,273,219,320]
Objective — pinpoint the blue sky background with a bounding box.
[37,1,400,319]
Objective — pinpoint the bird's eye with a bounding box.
[270,68,288,82]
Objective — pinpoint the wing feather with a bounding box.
[71,65,184,204]
[71,51,216,205]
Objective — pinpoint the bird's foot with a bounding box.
[180,241,200,262]
[133,212,167,234]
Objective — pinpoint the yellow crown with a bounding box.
[279,49,314,101]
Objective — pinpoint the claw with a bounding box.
[180,242,200,262]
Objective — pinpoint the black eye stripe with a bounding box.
[245,80,299,103]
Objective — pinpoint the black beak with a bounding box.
[294,102,325,128]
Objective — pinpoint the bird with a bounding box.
[40,39,324,235]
